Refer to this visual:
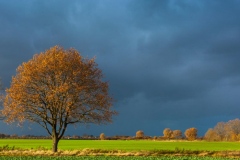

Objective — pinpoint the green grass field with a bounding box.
[1,139,240,151]
[1,140,240,159]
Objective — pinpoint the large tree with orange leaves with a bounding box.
[2,46,116,152]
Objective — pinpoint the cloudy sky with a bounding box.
[0,0,240,137]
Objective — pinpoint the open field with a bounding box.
[1,140,240,158]
[1,139,240,151]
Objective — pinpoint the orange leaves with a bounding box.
[1,46,117,153]
[3,95,25,124]
[172,130,182,139]
[2,45,116,130]
[163,128,173,139]
[184,127,197,141]
[204,128,220,141]
[136,130,144,139]
[204,119,240,141]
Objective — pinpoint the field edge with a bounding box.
[1,148,240,158]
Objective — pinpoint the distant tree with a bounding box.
[1,46,117,152]
[229,132,238,141]
[10,134,18,138]
[100,133,105,140]
[225,119,240,141]
[0,133,7,138]
[184,128,197,141]
[21,135,27,139]
[213,122,227,141]
[136,130,144,139]
[163,128,172,139]
[72,135,80,139]
[204,128,220,141]
[172,130,182,139]
[237,134,240,141]
[153,136,157,140]
[205,119,240,141]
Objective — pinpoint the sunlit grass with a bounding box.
[1,140,240,158]
[0,139,240,151]
[1,139,240,151]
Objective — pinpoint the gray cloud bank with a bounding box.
[1,0,240,136]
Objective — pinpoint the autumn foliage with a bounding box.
[184,128,197,141]
[136,130,144,139]
[163,128,172,139]
[172,130,182,139]
[204,119,240,141]
[162,128,182,140]
[100,133,105,140]
[2,46,116,152]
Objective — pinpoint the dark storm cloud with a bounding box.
[0,0,240,136]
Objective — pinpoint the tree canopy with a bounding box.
[1,46,117,152]
[204,119,240,141]
[184,127,197,141]
[163,128,172,139]
[136,130,144,139]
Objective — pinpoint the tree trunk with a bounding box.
[52,134,59,152]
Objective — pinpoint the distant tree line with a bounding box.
[0,133,50,139]
[3,118,240,141]
[0,133,99,140]
[72,119,240,141]
[103,119,240,141]
[162,127,197,141]
[100,128,198,141]
[204,118,240,141]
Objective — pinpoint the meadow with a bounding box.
[1,140,240,159]
[1,139,240,151]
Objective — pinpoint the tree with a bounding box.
[163,128,172,139]
[153,136,157,140]
[100,133,105,140]
[1,46,117,152]
[205,119,240,141]
[204,128,220,141]
[172,130,182,139]
[136,130,144,139]
[226,118,240,135]
[184,128,197,141]
[213,122,228,141]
